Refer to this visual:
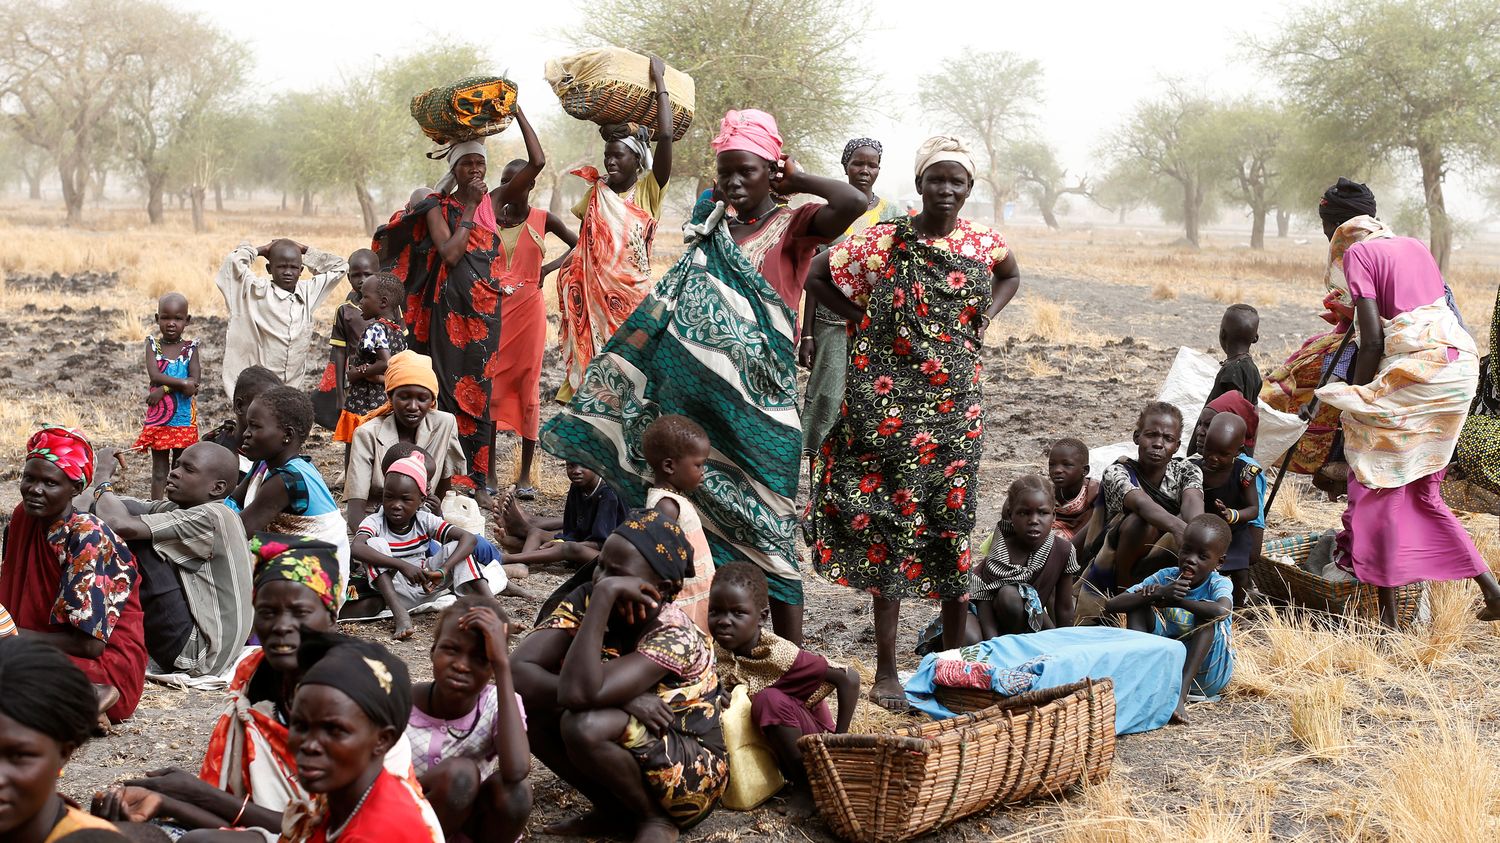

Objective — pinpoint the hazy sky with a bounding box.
[185,0,1488,217]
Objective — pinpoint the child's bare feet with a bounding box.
[633,818,678,843]
[543,810,623,838]
[1169,701,1190,725]
[1478,597,1500,622]
[869,674,907,712]
[501,581,537,600]
[501,487,529,537]
[502,562,529,581]
[94,684,120,733]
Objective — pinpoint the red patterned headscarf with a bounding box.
[25,425,95,486]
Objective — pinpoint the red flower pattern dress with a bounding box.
[810,217,1007,600]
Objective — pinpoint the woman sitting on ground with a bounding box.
[0,636,124,840]
[0,425,147,724]
[91,536,434,842]
[513,510,727,843]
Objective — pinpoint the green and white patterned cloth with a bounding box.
[540,195,805,603]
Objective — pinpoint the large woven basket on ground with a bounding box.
[1254,533,1425,626]
[410,76,518,146]
[544,48,694,140]
[799,679,1115,843]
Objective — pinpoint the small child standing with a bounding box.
[1191,413,1264,608]
[312,248,375,432]
[350,452,494,640]
[970,476,1080,637]
[335,273,408,445]
[1048,438,1099,549]
[1104,513,1235,725]
[134,292,200,499]
[710,562,858,787]
[644,414,715,632]
[1208,303,1262,403]
[409,595,531,843]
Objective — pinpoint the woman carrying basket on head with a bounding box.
[555,56,676,404]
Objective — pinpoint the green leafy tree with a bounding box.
[580,0,873,194]
[1090,161,1155,224]
[919,51,1043,221]
[1261,0,1500,269]
[1108,86,1223,246]
[1003,139,1088,230]
[1212,100,1289,248]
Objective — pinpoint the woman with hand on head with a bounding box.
[804,136,1021,710]
[0,425,146,725]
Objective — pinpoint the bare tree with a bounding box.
[0,0,153,223]
[919,52,1043,222]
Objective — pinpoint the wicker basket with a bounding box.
[1254,533,1425,626]
[545,48,694,140]
[410,76,517,146]
[799,679,1115,842]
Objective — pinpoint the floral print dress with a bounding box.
[344,318,408,417]
[811,217,1008,600]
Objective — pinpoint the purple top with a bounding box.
[1344,237,1446,319]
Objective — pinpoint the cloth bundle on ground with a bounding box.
[1087,347,1307,477]
[410,75,518,146]
[904,627,1185,734]
[545,47,695,140]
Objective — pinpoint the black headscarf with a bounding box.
[296,632,412,734]
[1319,178,1377,223]
[614,508,693,581]
[841,137,883,168]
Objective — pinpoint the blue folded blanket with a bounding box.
[904,626,1186,734]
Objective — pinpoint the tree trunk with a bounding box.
[1249,206,1266,250]
[23,169,41,200]
[280,191,288,212]
[1117,206,1126,225]
[1038,191,1061,230]
[58,158,85,224]
[1181,179,1200,247]
[146,175,166,225]
[354,180,378,236]
[214,182,224,212]
[301,189,314,216]
[1276,209,1290,238]
[548,179,567,217]
[190,186,207,233]
[1417,143,1451,271]
[90,169,107,202]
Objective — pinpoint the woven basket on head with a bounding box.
[1253,533,1425,627]
[798,678,1115,843]
[544,48,694,140]
[410,76,518,146]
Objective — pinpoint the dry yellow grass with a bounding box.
[1362,718,1500,843]
[998,299,1099,346]
[1150,281,1177,301]
[1289,677,1347,758]
[1268,474,1309,523]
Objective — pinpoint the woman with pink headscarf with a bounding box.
[541,109,864,646]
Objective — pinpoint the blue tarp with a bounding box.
[904,627,1186,735]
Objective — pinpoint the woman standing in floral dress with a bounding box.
[805,136,1021,709]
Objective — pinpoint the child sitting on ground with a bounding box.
[1048,438,1099,550]
[335,273,407,446]
[216,238,349,393]
[500,462,628,568]
[349,452,495,640]
[1083,401,1205,592]
[971,476,1080,637]
[409,594,531,842]
[204,365,281,481]
[710,562,858,789]
[645,414,715,631]
[133,291,201,500]
[1104,513,1235,725]
[231,385,350,594]
[1191,413,1264,608]
[1208,303,1262,403]
[312,248,375,433]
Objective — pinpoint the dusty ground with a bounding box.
[5,223,1500,841]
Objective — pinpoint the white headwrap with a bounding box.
[914,135,975,180]
[434,140,487,194]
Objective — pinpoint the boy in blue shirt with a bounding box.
[1105,513,1235,725]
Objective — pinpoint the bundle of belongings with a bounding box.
[411,75,519,147]
[544,47,695,140]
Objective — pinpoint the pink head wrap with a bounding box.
[711,109,783,162]
[386,453,430,497]
[26,425,95,486]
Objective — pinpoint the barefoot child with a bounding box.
[709,562,857,788]
[349,452,489,640]
[334,273,408,446]
[231,386,350,595]
[409,595,531,842]
[645,414,715,631]
[1104,513,1235,724]
[312,249,375,432]
[501,462,628,568]
[216,238,349,393]
[134,292,200,500]
[1208,303,1261,403]
[1191,413,1264,608]
[970,476,1080,637]
[1048,438,1099,550]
